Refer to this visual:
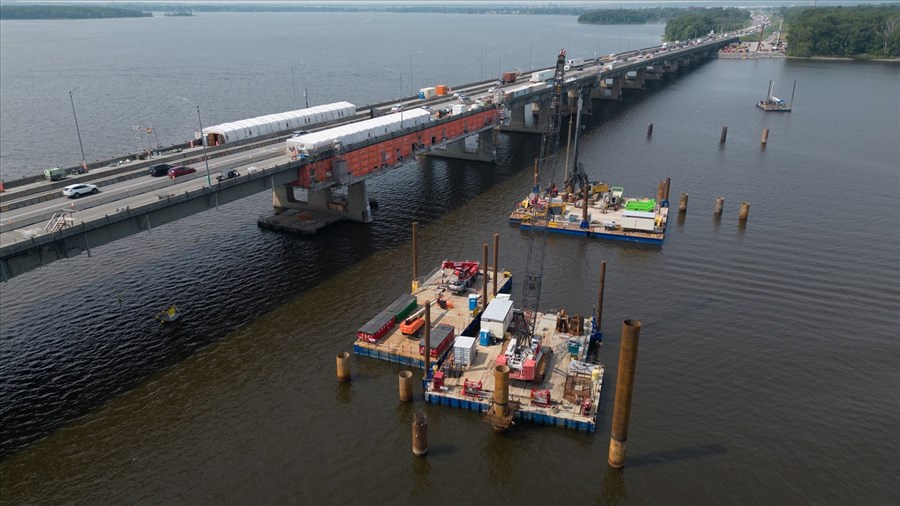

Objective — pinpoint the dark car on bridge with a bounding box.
[167,166,196,179]
[148,163,173,177]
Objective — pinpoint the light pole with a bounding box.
[177,96,212,187]
[486,52,501,81]
[409,50,422,97]
[480,47,484,81]
[385,68,403,126]
[69,86,86,164]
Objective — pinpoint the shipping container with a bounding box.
[501,72,517,84]
[530,69,555,83]
[387,294,418,322]
[357,311,396,343]
[420,323,455,358]
[418,87,437,100]
[435,85,450,95]
[453,336,478,366]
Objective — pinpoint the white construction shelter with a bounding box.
[481,297,514,340]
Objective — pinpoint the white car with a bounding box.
[62,183,99,198]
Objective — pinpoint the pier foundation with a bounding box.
[679,193,689,213]
[336,352,351,382]
[484,364,515,432]
[412,410,429,456]
[608,319,642,468]
[714,197,725,216]
[399,371,413,402]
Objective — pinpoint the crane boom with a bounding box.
[512,48,568,350]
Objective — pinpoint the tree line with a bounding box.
[782,5,900,57]
[0,5,151,19]
[578,7,688,25]
[663,8,751,41]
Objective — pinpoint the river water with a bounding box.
[1,11,899,505]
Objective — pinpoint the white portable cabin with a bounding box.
[453,336,477,366]
[285,108,431,156]
[481,297,514,340]
[201,101,355,146]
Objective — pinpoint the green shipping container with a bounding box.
[625,199,656,212]
[387,294,417,322]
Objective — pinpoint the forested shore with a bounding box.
[0,5,150,19]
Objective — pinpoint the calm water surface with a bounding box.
[1,12,899,505]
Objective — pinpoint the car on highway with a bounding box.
[148,163,174,177]
[167,166,196,179]
[62,183,99,198]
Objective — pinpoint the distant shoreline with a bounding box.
[0,5,151,20]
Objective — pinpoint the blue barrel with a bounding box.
[468,293,478,311]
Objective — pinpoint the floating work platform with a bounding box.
[510,184,668,245]
[756,99,791,112]
[352,263,512,369]
[425,310,604,432]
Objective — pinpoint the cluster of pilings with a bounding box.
[676,194,750,222]
[646,122,773,148]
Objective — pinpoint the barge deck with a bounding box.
[425,310,604,432]
[509,185,668,245]
[352,263,512,368]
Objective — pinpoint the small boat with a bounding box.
[156,305,182,324]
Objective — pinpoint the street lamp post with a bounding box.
[486,52,501,81]
[385,68,403,127]
[177,96,212,187]
[69,86,86,164]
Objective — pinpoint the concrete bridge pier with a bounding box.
[644,65,664,81]
[499,102,544,134]
[662,60,679,74]
[564,90,592,116]
[592,76,623,101]
[347,180,373,223]
[623,68,645,90]
[271,179,372,223]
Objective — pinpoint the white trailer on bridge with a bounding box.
[201,101,356,146]
[285,108,432,157]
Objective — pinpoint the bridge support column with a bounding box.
[347,180,373,223]
[273,182,313,211]
[644,66,663,81]
[623,68,645,90]
[662,60,679,74]
[592,76,623,101]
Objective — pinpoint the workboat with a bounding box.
[156,305,182,324]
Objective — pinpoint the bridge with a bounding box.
[0,35,739,281]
